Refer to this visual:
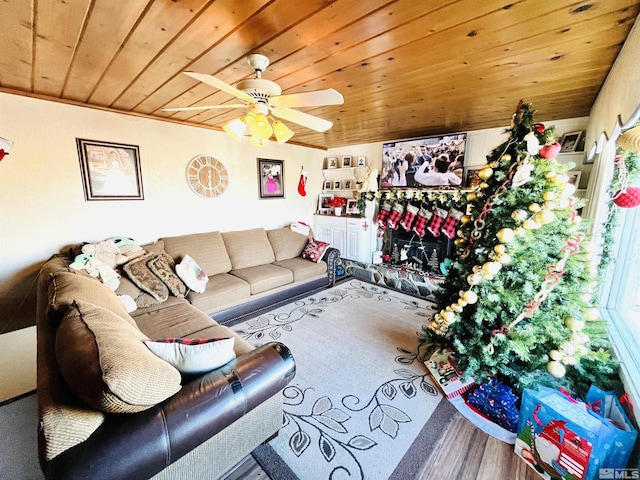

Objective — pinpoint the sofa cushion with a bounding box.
[223,228,275,270]
[183,273,251,314]
[123,253,170,302]
[49,271,134,325]
[148,252,187,297]
[267,227,310,261]
[55,300,182,413]
[230,264,293,295]
[144,337,236,374]
[302,239,330,263]
[273,258,328,282]
[162,231,232,276]
[116,276,163,309]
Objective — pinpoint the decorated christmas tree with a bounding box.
[420,101,620,398]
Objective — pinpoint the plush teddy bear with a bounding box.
[70,253,121,291]
[81,239,128,268]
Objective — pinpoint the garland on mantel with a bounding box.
[354,188,470,216]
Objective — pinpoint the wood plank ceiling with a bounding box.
[0,0,637,150]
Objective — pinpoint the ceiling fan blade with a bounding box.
[272,106,333,132]
[183,71,255,104]
[162,104,246,112]
[270,88,344,108]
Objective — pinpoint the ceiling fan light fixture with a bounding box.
[223,117,246,141]
[273,120,294,144]
[250,136,269,147]
[249,113,273,140]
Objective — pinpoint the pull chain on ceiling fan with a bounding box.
[163,54,344,145]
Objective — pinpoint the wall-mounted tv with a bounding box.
[381,133,467,188]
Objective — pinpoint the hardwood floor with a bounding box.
[223,409,539,480]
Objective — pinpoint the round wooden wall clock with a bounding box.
[186,155,228,198]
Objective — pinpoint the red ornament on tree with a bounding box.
[534,123,545,133]
[539,142,561,159]
[613,186,640,208]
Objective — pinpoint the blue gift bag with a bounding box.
[515,386,637,480]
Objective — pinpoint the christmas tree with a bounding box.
[420,101,620,398]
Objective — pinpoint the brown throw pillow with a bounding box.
[55,300,181,413]
[123,253,169,302]
[148,252,187,298]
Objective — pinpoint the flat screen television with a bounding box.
[381,133,467,188]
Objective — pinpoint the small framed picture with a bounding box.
[346,199,359,215]
[327,157,338,169]
[323,180,332,190]
[567,170,582,188]
[559,131,583,153]
[344,179,353,189]
[318,193,334,211]
[341,155,352,168]
[334,180,342,190]
[357,156,367,167]
[318,208,331,215]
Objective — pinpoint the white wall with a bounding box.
[0,92,326,400]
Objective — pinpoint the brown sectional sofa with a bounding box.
[36,226,339,480]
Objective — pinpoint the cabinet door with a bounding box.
[345,228,359,261]
[330,226,347,255]
[315,224,333,245]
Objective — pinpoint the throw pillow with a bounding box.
[175,254,208,294]
[145,338,236,375]
[55,300,182,413]
[302,239,330,263]
[148,252,187,298]
[123,253,169,302]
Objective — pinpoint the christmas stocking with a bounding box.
[387,203,405,230]
[400,204,419,232]
[376,202,393,228]
[412,207,433,237]
[297,167,307,196]
[441,207,464,239]
[426,207,448,237]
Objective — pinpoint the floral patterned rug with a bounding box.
[231,280,445,480]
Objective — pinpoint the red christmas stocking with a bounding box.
[387,203,405,230]
[412,207,433,237]
[376,202,393,228]
[400,204,419,232]
[426,207,448,237]
[441,207,464,239]
[298,167,307,196]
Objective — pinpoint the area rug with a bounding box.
[231,280,445,480]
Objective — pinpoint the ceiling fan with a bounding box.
[163,54,344,144]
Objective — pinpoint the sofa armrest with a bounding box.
[322,247,341,286]
[42,342,295,480]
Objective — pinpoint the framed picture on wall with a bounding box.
[344,179,353,189]
[257,158,284,199]
[318,193,334,211]
[323,180,332,190]
[567,170,582,187]
[76,138,144,201]
[346,199,359,215]
[341,156,352,168]
[327,157,338,169]
[357,156,367,166]
[559,131,583,153]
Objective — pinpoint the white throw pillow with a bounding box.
[145,338,236,374]
[175,254,209,293]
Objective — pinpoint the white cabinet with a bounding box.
[314,212,375,263]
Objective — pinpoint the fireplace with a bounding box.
[383,228,454,274]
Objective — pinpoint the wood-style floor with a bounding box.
[223,409,539,480]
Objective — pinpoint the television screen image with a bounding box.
[381,133,467,188]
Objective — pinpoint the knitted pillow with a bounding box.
[302,239,330,263]
[55,300,181,413]
[145,338,236,374]
[123,253,169,302]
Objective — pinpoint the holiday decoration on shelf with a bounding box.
[466,379,520,432]
[418,100,620,399]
